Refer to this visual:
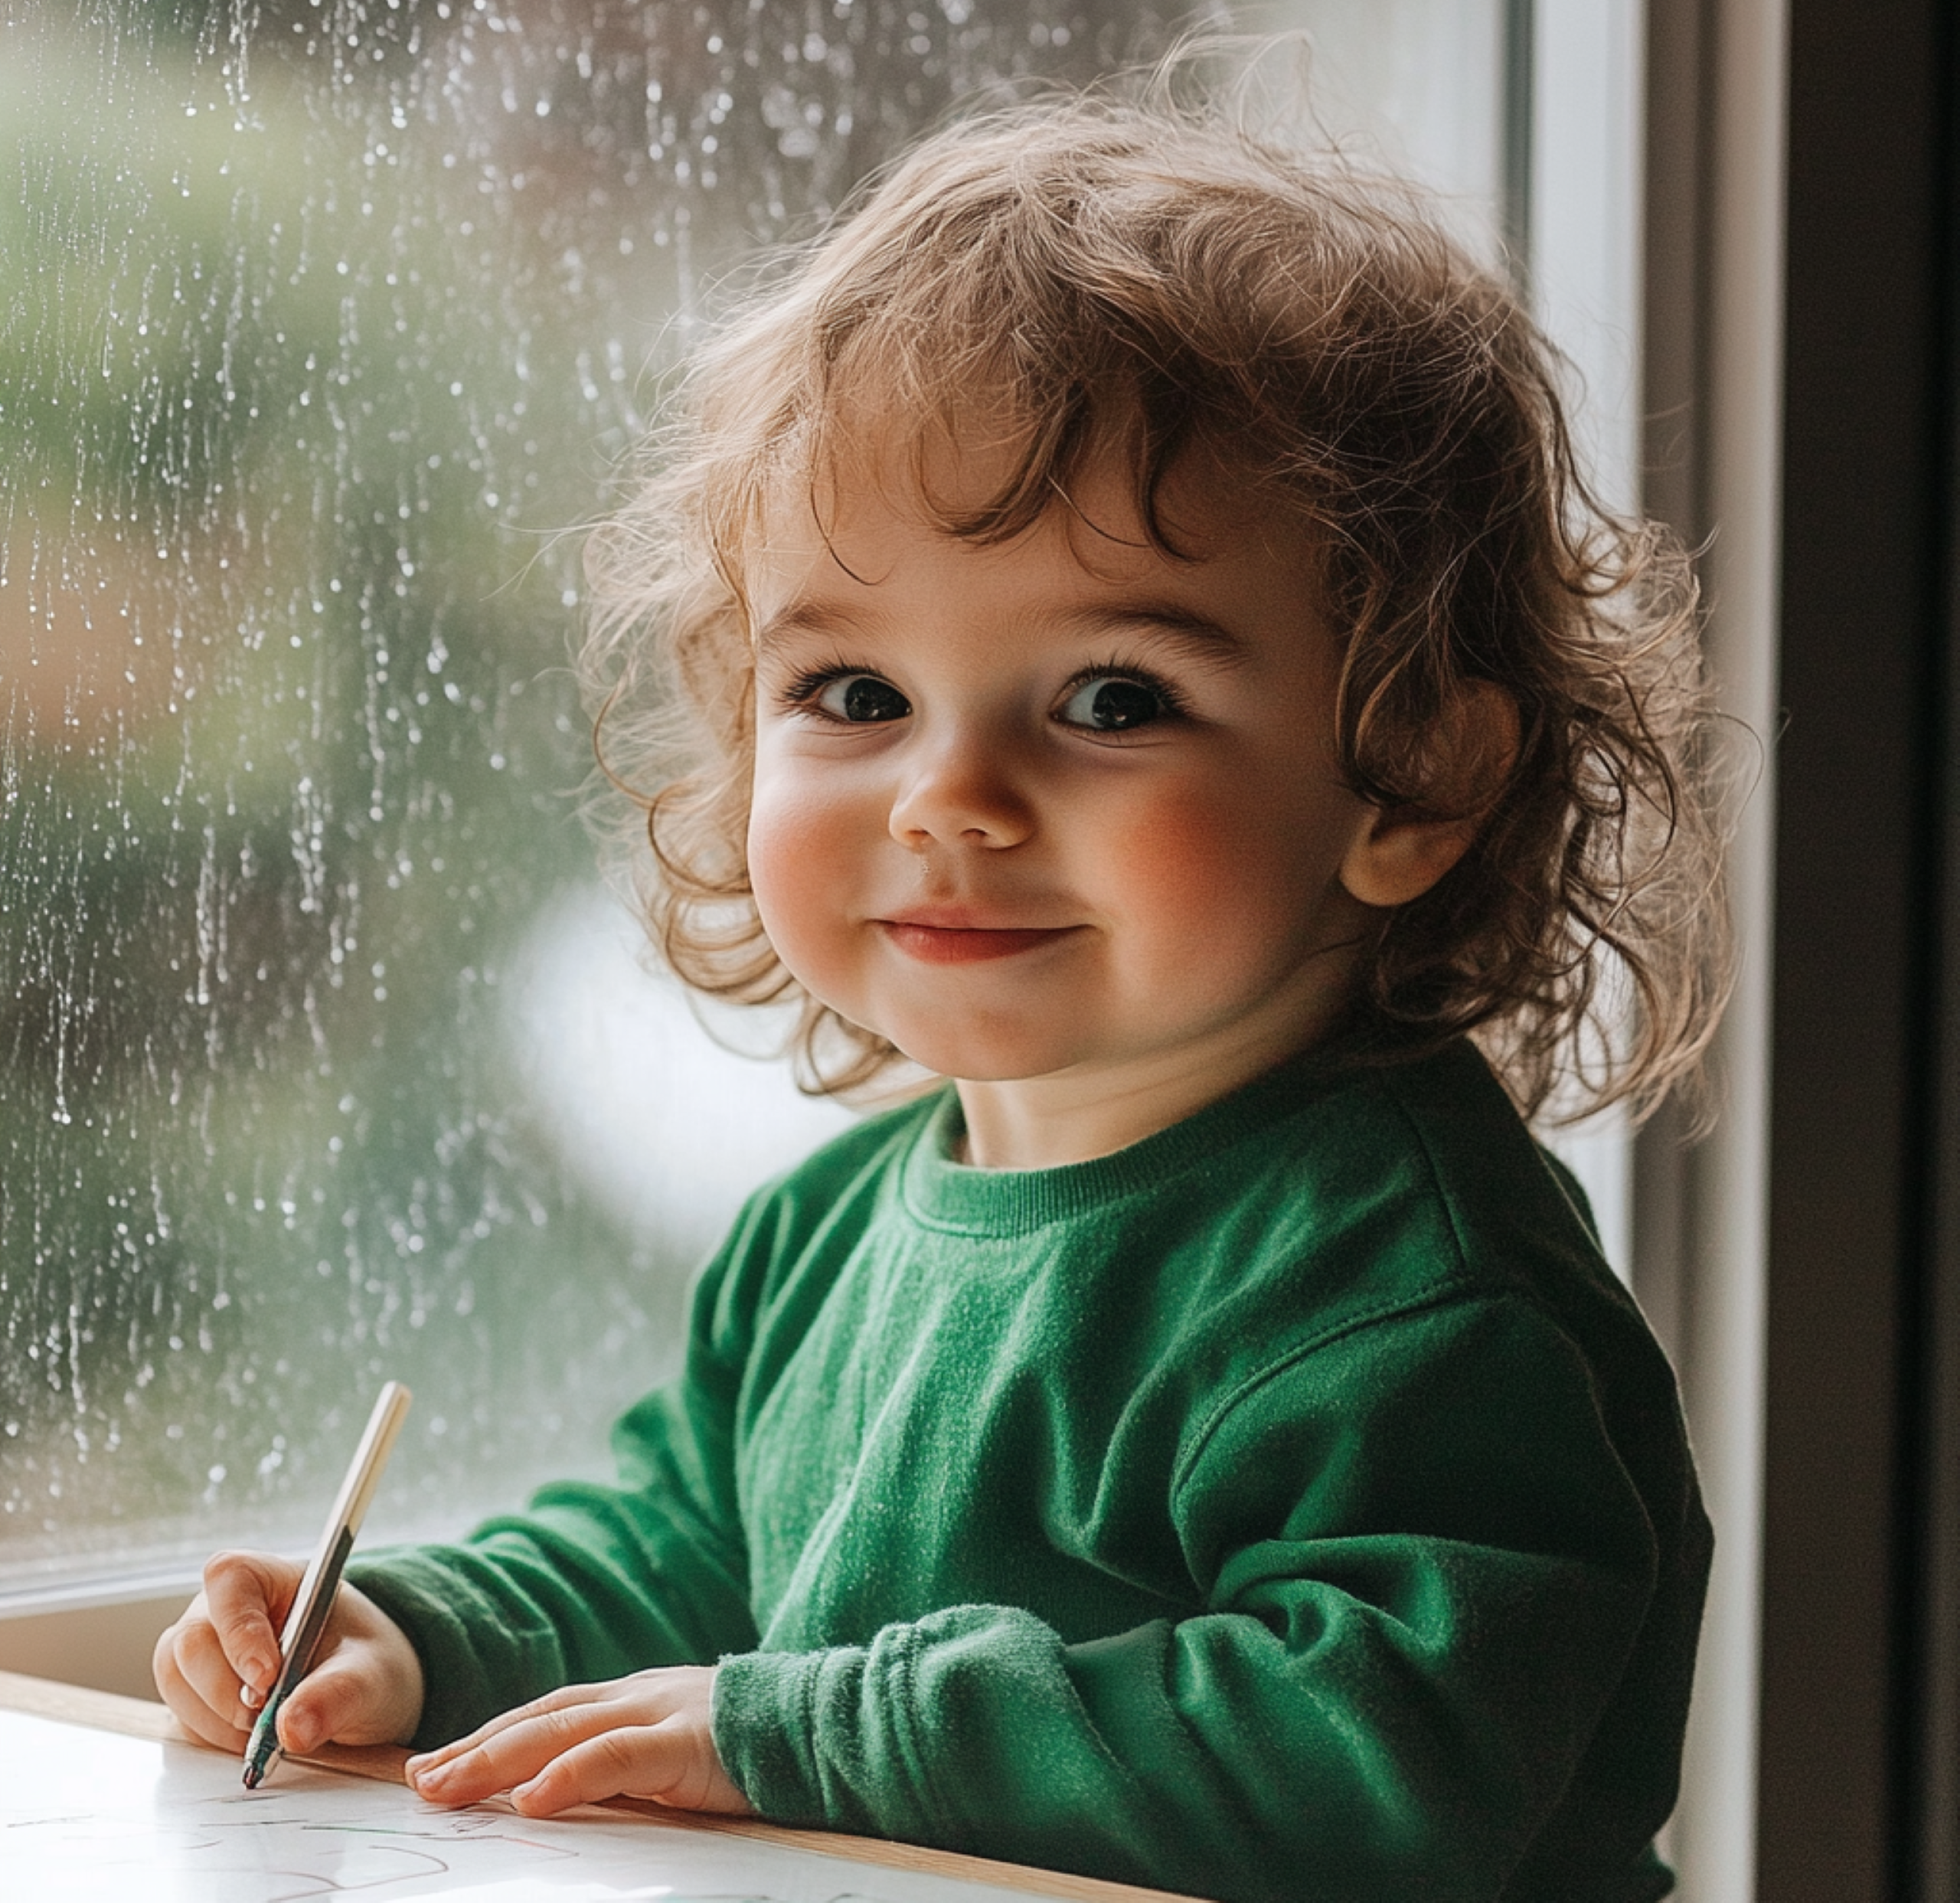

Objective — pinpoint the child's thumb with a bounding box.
[276,1656,376,1756]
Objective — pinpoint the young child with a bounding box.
[156,84,1727,1903]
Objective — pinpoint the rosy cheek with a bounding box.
[746,777,859,990]
[1102,790,1279,917]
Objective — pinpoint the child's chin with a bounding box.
[890,1028,1086,1087]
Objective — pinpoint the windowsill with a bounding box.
[0,1574,197,1702]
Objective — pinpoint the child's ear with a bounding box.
[1338,682,1520,909]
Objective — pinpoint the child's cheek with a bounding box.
[746,777,863,997]
[1101,787,1305,939]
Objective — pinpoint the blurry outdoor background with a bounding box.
[0,1,1550,1589]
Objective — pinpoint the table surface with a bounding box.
[0,1667,1202,1903]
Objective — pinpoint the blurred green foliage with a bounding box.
[0,0,1176,1582]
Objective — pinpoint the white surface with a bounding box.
[1524,0,1646,1286]
[1530,0,1645,514]
[0,1708,1037,1903]
[1259,0,1507,259]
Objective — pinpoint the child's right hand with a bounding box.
[152,1549,425,1757]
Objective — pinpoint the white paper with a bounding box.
[0,1709,1041,1903]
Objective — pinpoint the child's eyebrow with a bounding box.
[1065,603,1249,662]
[750,599,1247,661]
[750,600,859,654]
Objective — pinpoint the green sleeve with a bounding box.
[348,1228,763,1751]
[714,1294,1668,1903]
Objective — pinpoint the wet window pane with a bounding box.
[1,2,1508,1589]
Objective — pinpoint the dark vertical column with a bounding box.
[1912,8,1960,1895]
[1760,2,1949,1898]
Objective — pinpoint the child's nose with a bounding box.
[887,724,1034,851]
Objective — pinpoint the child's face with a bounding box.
[744,437,1393,1155]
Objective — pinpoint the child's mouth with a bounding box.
[879,921,1079,964]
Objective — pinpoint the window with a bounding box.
[4,1,1604,1596]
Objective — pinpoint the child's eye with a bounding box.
[1055,674,1178,733]
[806,672,911,724]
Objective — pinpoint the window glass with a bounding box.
[1263,0,1509,255]
[0,0,1512,1591]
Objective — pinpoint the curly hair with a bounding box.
[580,83,1730,1123]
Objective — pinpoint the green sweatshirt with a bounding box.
[351,1039,1709,1903]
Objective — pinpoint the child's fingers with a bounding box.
[152,1611,255,1752]
[409,1689,614,1806]
[176,1615,256,1731]
[201,1549,301,1694]
[508,1722,697,1816]
[407,1669,746,1817]
[408,1677,607,1777]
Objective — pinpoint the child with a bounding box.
[156,83,1727,1903]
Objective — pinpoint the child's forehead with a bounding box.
[741,402,1304,582]
[799,391,1077,518]
[736,420,1328,654]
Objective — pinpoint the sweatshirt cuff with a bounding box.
[714,1609,1050,1845]
[715,1631,965,1843]
[711,1644,849,1830]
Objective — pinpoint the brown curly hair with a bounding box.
[580,85,1730,1123]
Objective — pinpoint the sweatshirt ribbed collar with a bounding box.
[897,1045,1379,1237]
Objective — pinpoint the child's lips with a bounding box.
[878,918,1081,964]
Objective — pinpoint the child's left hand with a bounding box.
[404,1666,753,1818]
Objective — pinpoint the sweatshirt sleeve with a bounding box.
[712,1293,1679,1903]
[348,1225,764,1751]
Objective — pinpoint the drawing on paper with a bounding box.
[0,1706,1037,1903]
